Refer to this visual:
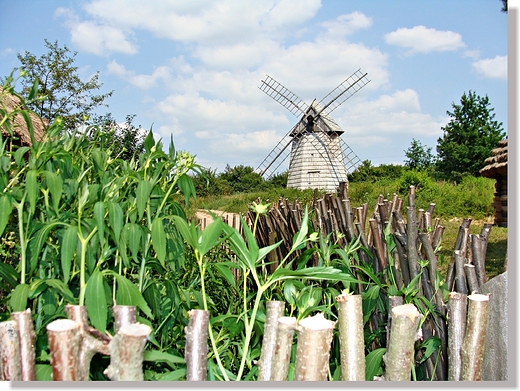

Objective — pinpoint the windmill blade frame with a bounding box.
[259,75,309,117]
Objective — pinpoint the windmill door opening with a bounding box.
[307,170,320,185]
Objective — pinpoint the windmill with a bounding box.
[257,69,370,192]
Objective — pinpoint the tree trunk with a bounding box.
[104,323,151,381]
[184,309,209,381]
[47,319,81,381]
[461,294,490,381]
[258,300,285,381]
[11,309,36,381]
[336,293,365,381]
[270,317,297,381]
[294,313,336,381]
[447,292,467,381]
[0,320,22,380]
[383,304,421,381]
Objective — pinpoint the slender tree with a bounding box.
[11,39,113,131]
[404,138,435,170]
[436,91,505,182]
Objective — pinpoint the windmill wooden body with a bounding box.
[257,69,369,192]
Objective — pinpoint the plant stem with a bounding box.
[14,198,26,284]
[78,227,98,306]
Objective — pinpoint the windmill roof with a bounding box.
[1,88,46,146]
[290,99,344,137]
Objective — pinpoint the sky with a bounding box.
[0,0,509,175]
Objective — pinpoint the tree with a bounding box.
[219,165,268,193]
[88,113,146,161]
[501,0,507,13]
[436,91,505,182]
[404,139,435,171]
[11,39,113,131]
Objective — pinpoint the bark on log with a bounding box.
[184,309,209,381]
[294,313,336,381]
[104,323,151,381]
[453,250,468,294]
[258,301,285,381]
[11,309,36,381]
[113,305,137,333]
[270,317,297,381]
[65,304,111,381]
[464,264,480,294]
[386,296,404,352]
[470,234,487,287]
[336,293,365,381]
[461,294,490,381]
[47,319,81,381]
[447,292,467,381]
[406,206,420,282]
[0,320,22,380]
[383,304,421,381]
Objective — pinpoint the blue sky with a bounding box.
[0,0,508,174]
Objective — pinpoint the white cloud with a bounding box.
[320,11,372,39]
[55,7,137,55]
[384,25,465,54]
[107,60,172,89]
[472,55,507,80]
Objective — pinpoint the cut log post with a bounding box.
[294,313,336,381]
[258,300,285,381]
[65,304,111,381]
[453,250,468,294]
[11,309,36,381]
[464,264,480,294]
[184,309,209,381]
[113,305,137,333]
[0,320,22,380]
[383,304,421,381]
[336,293,365,381]
[386,296,404,352]
[47,319,81,381]
[470,234,487,287]
[270,317,297,381]
[406,206,420,282]
[104,323,152,381]
[461,294,490,381]
[447,292,468,381]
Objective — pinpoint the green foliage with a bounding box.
[9,39,113,131]
[219,164,269,193]
[348,160,405,183]
[436,90,505,182]
[397,169,434,194]
[404,138,436,170]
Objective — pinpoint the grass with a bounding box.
[188,175,507,281]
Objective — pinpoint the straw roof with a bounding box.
[480,137,508,178]
[0,88,46,146]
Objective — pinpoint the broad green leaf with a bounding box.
[365,348,386,380]
[155,368,186,381]
[0,261,19,288]
[151,217,166,266]
[292,206,309,249]
[110,273,153,319]
[136,180,152,220]
[92,149,108,173]
[212,262,237,290]
[42,288,57,316]
[61,225,78,283]
[20,111,35,145]
[199,218,225,257]
[94,201,105,245]
[45,171,63,212]
[85,270,108,332]
[172,215,197,249]
[124,223,142,262]
[27,77,39,101]
[0,193,12,238]
[10,283,29,312]
[13,146,30,167]
[28,278,46,299]
[257,240,283,264]
[143,350,185,365]
[26,169,38,215]
[35,364,53,381]
[29,221,65,274]
[143,129,155,153]
[176,174,195,207]
[108,201,123,242]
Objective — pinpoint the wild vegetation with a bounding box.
[0,54,507,381]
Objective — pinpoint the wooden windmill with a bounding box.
[257,69,370,192]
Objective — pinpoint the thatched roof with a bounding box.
[0,88,46,146]
[480,137,508,178]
